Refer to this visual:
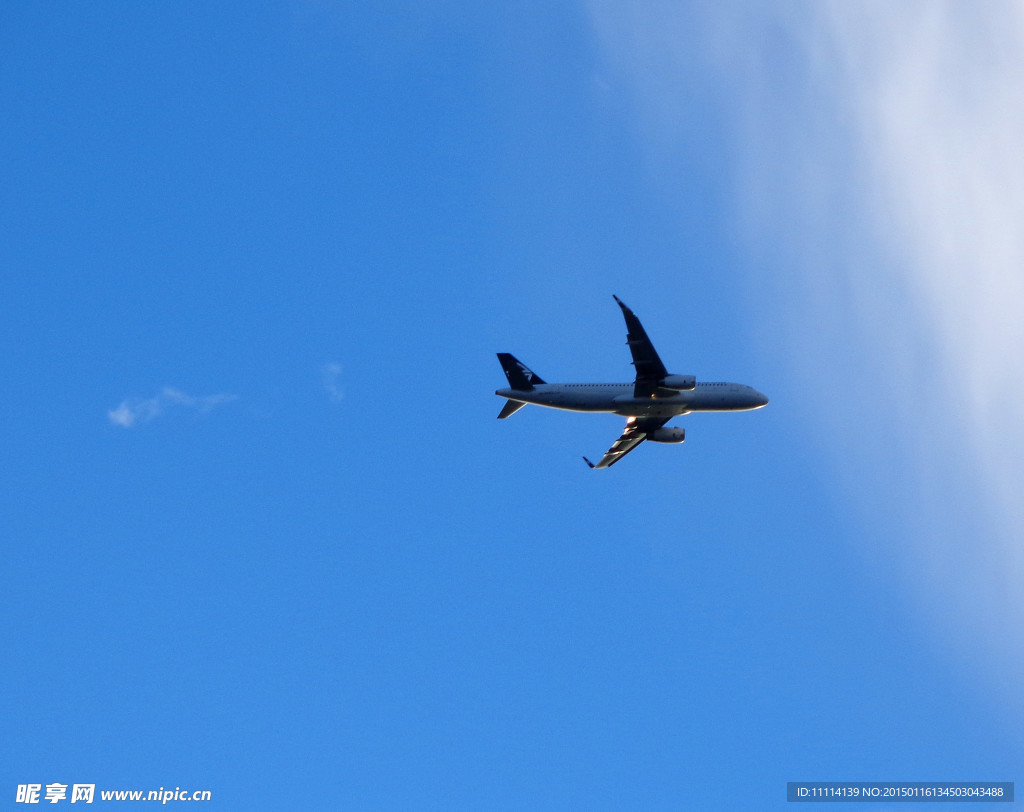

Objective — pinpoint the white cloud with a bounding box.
[587,1,1024,706]
[322,362,344,404]
[108,387,236,428]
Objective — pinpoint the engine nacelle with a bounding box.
[660,374,696,391]
[648,427,686,444]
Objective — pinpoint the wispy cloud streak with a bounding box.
[587,1,1024,705]
[322,362,344,404]
[108,387,236,427]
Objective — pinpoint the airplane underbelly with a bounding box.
[558,396,616,412]
[537,392,614,412]
[689,399,741,412]
[612,397,688,418]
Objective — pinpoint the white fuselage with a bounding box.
[494,382,769,419]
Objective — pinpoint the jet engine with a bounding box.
[648,427,686,443]
[660,374,696,391]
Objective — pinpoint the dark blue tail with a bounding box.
[496,353,545,390]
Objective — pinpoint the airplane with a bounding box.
[495,296,768,468]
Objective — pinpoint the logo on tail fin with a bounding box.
[497,353,546,390]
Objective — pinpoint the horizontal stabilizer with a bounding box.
[497,399,527,419]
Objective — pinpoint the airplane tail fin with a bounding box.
[496,353,545,390]
[497,399,527,419]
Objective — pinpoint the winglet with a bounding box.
[582,456,596,469]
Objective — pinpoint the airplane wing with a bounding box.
[583,416,669,469]
[613,295,668,398]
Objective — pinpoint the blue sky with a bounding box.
[3,2,1022,808]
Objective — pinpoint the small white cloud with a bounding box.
[322,362,344,403]
[108,387,236,428]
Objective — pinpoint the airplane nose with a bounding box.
[754,390,769,408]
